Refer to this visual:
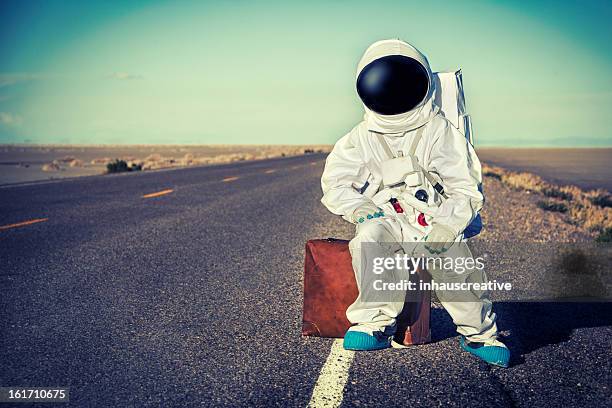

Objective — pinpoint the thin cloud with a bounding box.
[0,112,23,127]
[107,72,143,80]
[0,73,50,88]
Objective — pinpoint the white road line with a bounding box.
[308,339,355,408]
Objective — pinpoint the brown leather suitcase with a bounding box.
[302,238,431,345]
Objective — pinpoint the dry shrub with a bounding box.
[42,162,61,172]
[69,159,84,167]
[91,157,112,165]
[133,145,331,171]
[142,154,174,170]
[482,163,611,235]
[126,160,143,169]
[501,170,547,192]
[586,189,612,208]
[537,200,568,213]
[144,153,162,162]
[142,157,175,170]
[541,185,575,201]
[181,153,195,165]
[106,159,142,173]
[568,202,612,232]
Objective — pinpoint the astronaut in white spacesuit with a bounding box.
[321,39,510,367]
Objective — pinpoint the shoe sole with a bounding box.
[391,340,409,349]
[460,340,510,368]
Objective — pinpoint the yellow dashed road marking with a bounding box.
[290,166,300,170]
[0,218,48,231]
[142,189,174,198]
[264,169,276,174]
[222,176,239,182]
[310,161,318,166]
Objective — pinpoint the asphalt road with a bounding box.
[1,154,610,407]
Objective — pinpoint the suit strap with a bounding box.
[373,125,425,159]
[419,165,449,199]
[408,126,426,156]
[374,132,395,159]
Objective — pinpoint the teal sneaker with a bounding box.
[460,336,510,368]
[343,330,392,351]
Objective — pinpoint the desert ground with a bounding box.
[477,148,612,191]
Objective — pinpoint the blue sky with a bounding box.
[0,0,611,146]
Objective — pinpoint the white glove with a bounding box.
[424,224,456,254]
[351,202,385,224]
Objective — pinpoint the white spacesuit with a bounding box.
[321,40,509,366]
